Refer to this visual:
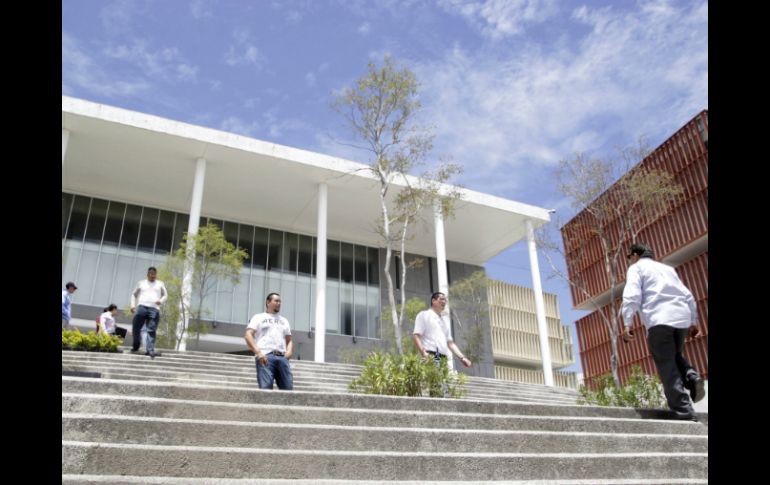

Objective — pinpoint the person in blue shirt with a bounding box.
[621,243,705,421]
[62,281,78,330]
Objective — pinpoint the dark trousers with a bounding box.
[132,305,160,353]
[646,325,698,417]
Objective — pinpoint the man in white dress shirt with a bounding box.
[621,243,705,421]
[244,292,294,390]
[130,267,168,358]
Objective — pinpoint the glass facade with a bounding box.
[62,192,381,337]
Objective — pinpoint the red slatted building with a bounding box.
[562,110,708,386]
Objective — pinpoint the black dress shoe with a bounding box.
[690,377,705,403]
[672,413,699,422]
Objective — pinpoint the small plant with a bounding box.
[62,329,121,352]
[349,351,467,398]
[577,365,666,408]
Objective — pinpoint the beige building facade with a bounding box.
[488,279,578,389]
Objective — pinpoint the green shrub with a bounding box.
[62,329,121,352]
[349,351,467,398]
[577,365,667,408]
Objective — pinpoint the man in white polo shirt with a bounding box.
[244,292,294,390]
[412,292,472,373]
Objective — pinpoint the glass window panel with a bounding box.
[281,274,296,327]
[76,246,100,304]
[354,285,368,337]
[341,243,354,283]
[112,252,137,308]
[85,198,108,243]
[266,275,282,300]
[368,247,379,285]
[368,287,381,339]
[155,211,175,255]
[62,245,81,288]
[295,276,311,332]
[267,230,284,271]
[354,246,367,284]
[284,232,299,272]
[121,205,142,248]
[340,282,353,335]
[172,213,189,252]
[207,218,223,231]
[248,271,266,317]
[327,240,340,279]
[103,201,126,247]
[66,195,91,241]
[237,225,255,268]
[214,278,234,323]
[252,228,268,269]
[62,193,74,238]
[137,208,160,252]
[223,221,238,245]
[325,282,339,333]
[298,235,313,275]
[92,249,116,306]
[231,268,251,324]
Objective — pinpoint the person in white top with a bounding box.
[621,243,705,421]
[130,267,168,358]
[98,304,127,339]
[412,292,472,369]
[244,293,294,390]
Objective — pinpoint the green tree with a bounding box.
[157,223,248,350]
[448,270,489,366]
[539,138,684,387]
[332,56,462,355]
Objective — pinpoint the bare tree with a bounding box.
[332,56,462,354]
[539,138,684,387]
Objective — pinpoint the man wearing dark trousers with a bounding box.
[130,267,167,359]
[621,243,705,421]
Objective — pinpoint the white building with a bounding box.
[62,96,556,381]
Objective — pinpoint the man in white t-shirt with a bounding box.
[130,267,168,359]
[412,292,472,370]
[621,243,705,421]
[244,292,294,390]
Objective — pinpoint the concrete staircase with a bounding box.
[62,349,708,484]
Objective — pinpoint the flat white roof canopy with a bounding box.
[62,96,550,266]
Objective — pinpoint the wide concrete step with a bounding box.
[61,394,705,435]
[61,377,706,423]
[61,476,709,485]
[62,441,708,480]
[62,413,708,454]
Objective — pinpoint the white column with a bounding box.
[62,129,70,165]
[177,157,207,352]
[433,202,454,370]
[313,183,328,363]
[526,219,554,387]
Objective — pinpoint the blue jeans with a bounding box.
[132,305,160,354]
[256,354,294,390]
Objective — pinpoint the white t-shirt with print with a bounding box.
[247,312,292,354]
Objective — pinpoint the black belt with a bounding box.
[427,350,446,358]
[266,351,285,357]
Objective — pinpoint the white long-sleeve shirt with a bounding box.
[130,279,168,310]
[621,257,698,330]
[99,311,116,334]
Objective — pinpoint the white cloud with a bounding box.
[62,32,150,98]
[438,0,559,39]
[357,22,371,35]
[103,41,199,82]
[414,1,707,196]
[220,116,260,137]
[100,0,137,33]
[224,29,266,67]
[190,0,214,19]
[305,72,317,87]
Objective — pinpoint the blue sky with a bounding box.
[62,0,708,374]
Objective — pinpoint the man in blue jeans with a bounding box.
[130,267,168,359]
[244,292,294,390]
